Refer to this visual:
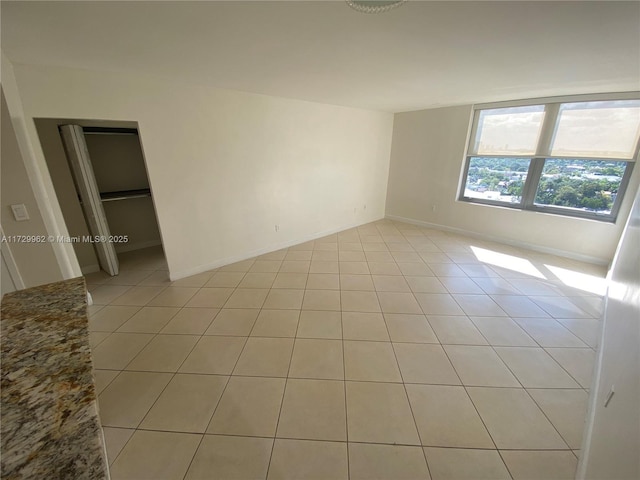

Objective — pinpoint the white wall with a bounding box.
[1,89,62,287]
[1,53,80,279]
[578,184,640,480]
[9,63,393,279]
[386,105,639,264]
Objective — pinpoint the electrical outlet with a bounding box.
[275,225,279,232]
[432,204,437,213]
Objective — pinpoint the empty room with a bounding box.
[1,1,639,480]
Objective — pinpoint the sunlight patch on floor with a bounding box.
[545,264,607,296]
[470,246,546,279]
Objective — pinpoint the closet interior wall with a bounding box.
[35,119,162,275]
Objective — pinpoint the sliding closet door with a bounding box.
[60,125,119,276]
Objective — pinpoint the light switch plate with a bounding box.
[11,204,30,221]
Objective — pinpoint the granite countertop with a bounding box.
[1,277,108,479]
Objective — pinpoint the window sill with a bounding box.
[458,197,618,223]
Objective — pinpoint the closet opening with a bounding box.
[34,119,166,278]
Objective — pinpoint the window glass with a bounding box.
[474,105,545,155]
[534,159,627,214]
[464,157,531,204]
[550,100,640,159]
[461,95,638,222]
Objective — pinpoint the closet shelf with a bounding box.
[100,188,151,202]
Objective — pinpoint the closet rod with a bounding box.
[100,188,151,202]
[81,127,138,136]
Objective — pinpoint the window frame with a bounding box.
[458,92,640,223]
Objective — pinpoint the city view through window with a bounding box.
[464,157,626,214]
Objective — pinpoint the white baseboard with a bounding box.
[170,216,384,281]
[385,214,610,266]
[116,240,162,254]
[80,264,100,275]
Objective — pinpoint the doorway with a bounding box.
[34,118,166,277]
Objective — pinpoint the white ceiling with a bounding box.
[2,1,639,112]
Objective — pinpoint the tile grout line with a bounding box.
[379,295,432,479]
[437,336,512,477]
[452,306,575,459]
[338,250,350,480]
[384,224,441,478]
[264,264,302,480]
[113,291,216,473]
[412,240,515,477]
[405,226,514,474]
[104,257,224,474]
[182,259,271,479]
[95,258,170,469]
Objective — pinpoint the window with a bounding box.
[460,95,640,222]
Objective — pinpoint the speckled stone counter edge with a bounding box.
[1,277,108,479]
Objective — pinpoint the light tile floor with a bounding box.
[87,220,605,480]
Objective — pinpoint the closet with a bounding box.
[37,120,163,276]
